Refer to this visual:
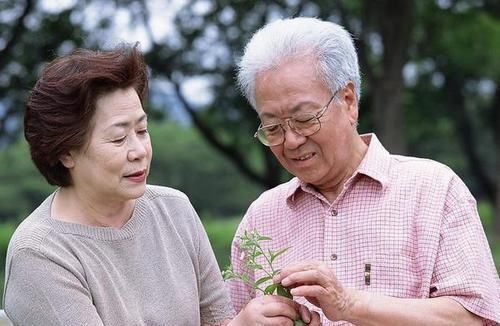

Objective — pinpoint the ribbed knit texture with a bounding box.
[3,185,234,325]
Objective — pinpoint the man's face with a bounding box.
[254,56,359,189]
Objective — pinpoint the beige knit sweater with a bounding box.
[3,185,233,325]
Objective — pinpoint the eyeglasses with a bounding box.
[254,90,339,146]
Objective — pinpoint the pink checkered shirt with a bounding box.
[229,134,500,325]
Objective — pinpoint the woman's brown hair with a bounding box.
[24,43,148,186]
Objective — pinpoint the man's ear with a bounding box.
[59,152,75,169]
[343,82,359,124]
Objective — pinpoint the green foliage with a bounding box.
[1,0,498,213]
[222,230,290,295]
[148,121,263,217]
[202,217,240,268]
[0,140,55,222]
[0,222,16,308]
[222,230,305,325]
[0,121,263,223]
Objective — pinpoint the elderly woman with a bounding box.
[3,45,234,325]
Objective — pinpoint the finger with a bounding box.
[273,261,322,282]
[308,311,321,326]
[298,304,311,324]
[281,269,335,289]
[290,284,328,298]
[268,316,295,326]
[261,296,300,321]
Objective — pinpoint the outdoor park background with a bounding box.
[0,0,499,307]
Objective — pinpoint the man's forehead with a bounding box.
[257,100,323,120]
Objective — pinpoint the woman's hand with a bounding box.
[229,295,320,326]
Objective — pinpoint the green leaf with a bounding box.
[270,247,290,263]
[255,276,273,286]
[276,285,293,299]
[246,262,264,270]
[264,283,278,295]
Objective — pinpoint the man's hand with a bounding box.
[229,295,320,326]
[274,261,360,322]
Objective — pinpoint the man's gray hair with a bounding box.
[237,17,361,109]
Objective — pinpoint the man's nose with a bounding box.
[282,123,306,149]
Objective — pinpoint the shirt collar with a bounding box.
[355,133,390,188]
[286,133,391,203]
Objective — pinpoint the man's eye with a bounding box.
[294,115,315,123]
[264,125,281,134]
[138,129,149,135]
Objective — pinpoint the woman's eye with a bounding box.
[111,137,126,144]
[138,129,149,135]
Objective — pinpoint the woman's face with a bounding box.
[61,87,152,204]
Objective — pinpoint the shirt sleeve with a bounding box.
[430,175,500,324]
[228,213,256,314]
[4,248,105,326]
[192,208,235,324]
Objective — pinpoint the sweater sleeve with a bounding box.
[4,248,105,326]
[192,209,235,324]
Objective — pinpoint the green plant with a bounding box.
[222,230,306,326]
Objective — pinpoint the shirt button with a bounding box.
[330,254,338,261]
[331,209,338,216]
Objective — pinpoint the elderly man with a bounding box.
[228,17,500,325]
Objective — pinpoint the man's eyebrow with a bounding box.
[258,101,318,119]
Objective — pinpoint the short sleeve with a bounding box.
[430,176,500,324]
[4,248,104,326]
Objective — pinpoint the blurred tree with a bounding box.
[410,1,499,231]
[0,122,263,222]
[0,139,54,221]
[0,0,498,229]
[140,0,499,228]
[140,0,417,187]
[148,121,263,217]
[0,0,88,145]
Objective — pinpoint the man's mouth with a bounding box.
[294,153,314,161]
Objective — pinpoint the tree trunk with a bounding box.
[371,0,414,154]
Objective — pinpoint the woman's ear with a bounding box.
[59,152,75,169]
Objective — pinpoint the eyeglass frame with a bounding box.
[254,89,340,146]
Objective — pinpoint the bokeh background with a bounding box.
[1,0,499,307]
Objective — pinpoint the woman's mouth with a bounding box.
[125,170,147,183]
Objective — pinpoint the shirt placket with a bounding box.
[323,202,344,278]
